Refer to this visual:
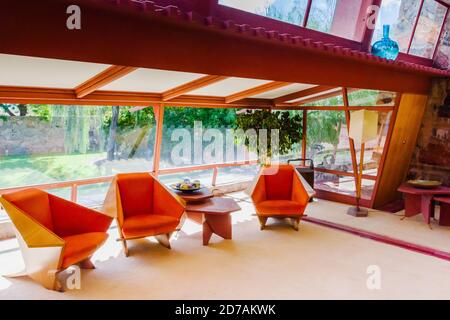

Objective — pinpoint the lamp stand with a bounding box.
[347,143,369,217]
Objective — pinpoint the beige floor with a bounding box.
[305,198,450,252]
[0,193,449,300]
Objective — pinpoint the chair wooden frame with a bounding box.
[248,164,315,231]
[102,173,186,257]
[0,191,113,291]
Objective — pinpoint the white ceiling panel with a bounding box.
[189,77,270,97]
[101,68,206,93]
[0,54,111,88]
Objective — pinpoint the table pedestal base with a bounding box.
[187,212,232,246]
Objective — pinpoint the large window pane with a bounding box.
[0,105,156,189]
[308,0,362,39]
[160,107,240,169]
[306,110,353,172]
[371,0,422,53]
[354,111,393,176]
[410,0,447,58]
[314,172,374,200]
[347,89,397,106]
[434,14,450,69]
[215,165,260,185]
[219,0,308,26]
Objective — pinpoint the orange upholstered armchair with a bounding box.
[249,164,315,231]
[0,188,113,290]
[102,173,186,257]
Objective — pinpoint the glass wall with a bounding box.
[0,105,156,204]
[434,14,450,69]
[159,107,245,169]
[219,0,365,40]
[306,110,353,172]
[347,89,397,106]
[409,0,447,58]
[372,0,449,59]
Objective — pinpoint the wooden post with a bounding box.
[302,110,307,166]
[357,143,365,211]
[153,104,165,176]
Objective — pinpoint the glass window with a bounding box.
[347,89,397,106]
[77,182,111,207]
[219,0,308,26]
[215,165,260,185]
[354,111,393,176]
[0,105,156,189]
[307,0,338,33]
[306,110,353,172]
[300,91,344,106]
[308,0,363,39]
[371,0,422,53]
[410,0,448,58]
[434,14,449,69]
[160,107,239,169]
[314,172,355,195]
[314,172,374,200]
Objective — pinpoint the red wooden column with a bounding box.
[152,104,165,176]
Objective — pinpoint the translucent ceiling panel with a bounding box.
[409,0,447,58]
[219,0,308,26]
[371,0,422,53]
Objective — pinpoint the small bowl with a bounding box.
[170,184,204,193]
[407,180,442,189]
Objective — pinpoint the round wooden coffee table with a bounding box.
[175,189,241,245]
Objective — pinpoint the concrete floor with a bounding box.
[0,193,449,300]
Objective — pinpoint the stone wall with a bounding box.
[0,116,65,156]
[408,79,450,185]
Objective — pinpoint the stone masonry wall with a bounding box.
[408,78,450,186]
[0,117,65,156]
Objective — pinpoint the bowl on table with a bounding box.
[406,180,442,189]
[170,179,204,193]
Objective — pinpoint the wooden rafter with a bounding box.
[274,85,335,104]
[225,81,291,104]
[74,65,137,98]
[293,88,344,106]
[162,75,228,101]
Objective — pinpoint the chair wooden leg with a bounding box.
[79,257,96,269]
[155,233,171,249]
[291,217,301,231]
[258,216,268,230]
[121,239,129,257]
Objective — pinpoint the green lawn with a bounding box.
[0,152,108,188]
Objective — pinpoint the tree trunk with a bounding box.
[107,106,120,161]
[18,104,28,116]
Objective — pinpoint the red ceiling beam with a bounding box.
[225,81,290,103]
[0,0,437,94]
[274,85,335,104]
[162,75,227,101]
[74,65,137,98]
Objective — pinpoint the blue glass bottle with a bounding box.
[371,25,399,61]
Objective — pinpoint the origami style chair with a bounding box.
[102,173,186,257]
[249,164,315,231]
[0,188,113,291]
